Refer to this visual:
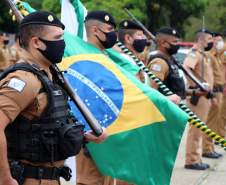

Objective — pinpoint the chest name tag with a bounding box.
[53,90,62,96]
[152,64,162,72]
[7,78,26,93]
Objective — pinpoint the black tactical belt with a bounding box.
[9,161,72,183]
[213,86,224,93]
[23,165,62,180]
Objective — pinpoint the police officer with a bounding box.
[147,27,207,105]
[183,28,214,170]
[117,20,148,84]
[0,32,9,72]
[201,31,225,158]
[9,33,22,66]
[0,11,108,185]
[76,10,116,185]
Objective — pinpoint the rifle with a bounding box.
[5,0,103,136]
[201,16,205,83]
[4,0,23,22]
[172,55,206,92]
[50,65,103,136]
[124,8,156,44]
[124,8,207,92]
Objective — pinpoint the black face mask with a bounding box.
[204,42,213,51]
[132,39,147,53]
[37,38,66,64]
[96,28,117,49]
[4,40,9,45]
[165,41,180,55]
[146,42,151,47]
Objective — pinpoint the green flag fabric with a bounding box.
[59,31,188,185]
[18,1,188,184]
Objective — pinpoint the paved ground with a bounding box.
[61,123,226,185]
[170,123,226,185]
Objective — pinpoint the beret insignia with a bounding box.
[124,21,128,27]
[48,15,54,22]
[105,15,110,21]
[3,33,6,36]
[172,30,176,34]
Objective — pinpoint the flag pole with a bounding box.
[116,40,226,151]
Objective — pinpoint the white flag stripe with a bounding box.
[61,0,87,41]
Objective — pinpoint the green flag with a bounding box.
[19,2,188,184]
[59,31,188,185]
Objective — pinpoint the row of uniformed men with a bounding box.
[1,8,226,185]
[0,32,22,72]
[147,28,226,171]
[76,12,226,185]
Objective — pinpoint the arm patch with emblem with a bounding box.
[189,53,196,57]
[152,64,162,72]
[7,78,27,93]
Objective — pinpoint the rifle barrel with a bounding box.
[172,56,207,92]
[4,0,23,22]
[124,8,156,43]
[51,65,103,136]
[201,16,205,83]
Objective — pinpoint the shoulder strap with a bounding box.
[0,63,36,80]
[147,54,172,68]
[0,63,53,114]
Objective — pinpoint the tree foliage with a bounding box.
[42,0,61,19]
[1,0,225,41]
[82,0,147,29]
[83,0,210,38]
[183,1,225,42]
[0,3,19,33]
[0,0,43,33]
[214,0,226,32]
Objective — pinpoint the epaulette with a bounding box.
[192,48,197,51]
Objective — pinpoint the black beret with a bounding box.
[0,32,9,37]
[19,11,65,29]
[195,28,213,35]
[118,20,144,31]
[84,10,116,28]
[212,31,223,38]
[156,27,180,38]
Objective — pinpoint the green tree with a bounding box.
[0,0,44,33]
[0,3,19,33]
[82,0,147,29]
[144,0,210,37]
[27,0,43,10]
[42,0,61,19]
[214,0,226,32]
[183,1,225,42]
[82,0,209,39]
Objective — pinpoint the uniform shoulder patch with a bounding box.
[192,48,197,51]
[224,51,226,56]
[7,78,27,93]
[189,53,196,57]
[152,64,162,72]
[208,58,211,63]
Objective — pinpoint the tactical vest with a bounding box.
[148,54,186,99]
[1,63,84,165]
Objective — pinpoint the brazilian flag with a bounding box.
[18,2,188,184]
[59,31,188,185]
